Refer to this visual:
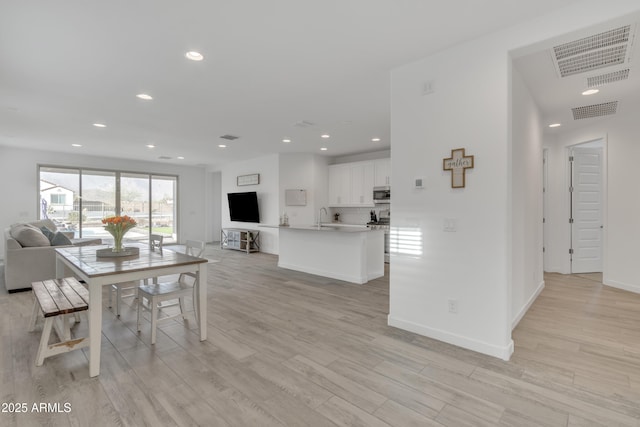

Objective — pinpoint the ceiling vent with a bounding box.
[293,120,315,128]
[219,134,239,141]
[552,25,633,78]
[158,156,172,160]
[572,101,618,120]
[587,69,630,87]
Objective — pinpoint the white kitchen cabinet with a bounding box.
[374,158,391,187]
[350,161,374,205]
[328,164,350,206]
[328,161,374,207]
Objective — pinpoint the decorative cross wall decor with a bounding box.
[443,148,474,188]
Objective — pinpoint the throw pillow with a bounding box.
[40,226,55,241]
[50,231,72,246]
[10,224,51,247]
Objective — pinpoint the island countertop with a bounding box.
[280,224,371,232]
[278,226,384,284]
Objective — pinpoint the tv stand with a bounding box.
[220,229,260,254]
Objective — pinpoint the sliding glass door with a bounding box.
[39,166,178,244]
[151,175,177,241]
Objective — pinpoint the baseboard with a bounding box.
[604,279,640,294]
[387,315,514,361]
[512,280,545,330]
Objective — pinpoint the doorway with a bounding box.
[569,140,604,274]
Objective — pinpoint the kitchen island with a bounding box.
[278,225,384,284]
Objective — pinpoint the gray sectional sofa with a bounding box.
[3,219,102,292]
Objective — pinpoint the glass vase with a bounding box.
[110,231,125,253]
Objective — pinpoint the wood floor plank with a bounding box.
[282,354,388,414]
[316,395,392,427]
[373,399,445,427]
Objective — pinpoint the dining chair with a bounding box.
[136,239,206,344]
[108,233,164,317]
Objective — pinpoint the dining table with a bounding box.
[55,243,208,377]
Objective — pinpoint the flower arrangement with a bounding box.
[102,215,137,252]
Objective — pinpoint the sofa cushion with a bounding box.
[10,224,51,247]
[29,219,58,232]
[50,231,73,246]
[40,226,55,241]
[39,226,73,246]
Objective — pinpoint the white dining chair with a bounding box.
[108,233,164,317]
[136,239,205,344]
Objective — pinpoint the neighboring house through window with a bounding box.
[38,165,178,243]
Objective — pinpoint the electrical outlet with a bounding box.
[422,80,435,95]
[448,299,458,314]
[443,218,457,232]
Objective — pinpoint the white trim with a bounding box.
[604,280,640,295]
[512,280,545,330]
[388,315,514,361]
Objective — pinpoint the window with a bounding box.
[50,194,66,205]
[38,165,178,243]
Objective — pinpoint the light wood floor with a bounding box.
[1,247,639,426]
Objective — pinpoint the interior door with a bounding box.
[570,146,603,273]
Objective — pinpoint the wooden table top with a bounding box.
[55,244,208,278]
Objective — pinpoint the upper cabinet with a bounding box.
[328,164,350,206]
[349,162,374,206]
[328,160,382,207]
[374,158,391,187]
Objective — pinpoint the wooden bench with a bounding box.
[28,277,90,366]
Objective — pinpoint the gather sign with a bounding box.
[443,148,474,188]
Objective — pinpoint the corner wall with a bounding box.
[511,66,545,329]
[220,154,280,254]
[279,154,329,227]
[390,34,512,359]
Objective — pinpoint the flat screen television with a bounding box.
[227,191,260,223]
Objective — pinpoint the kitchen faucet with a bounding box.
[318,207,328,227]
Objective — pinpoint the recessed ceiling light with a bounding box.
[548,123,562,128]
[146,144,155,148]
[71,144,82,147]
[93,123,106,128]
[320,147,328,151]
[218,144,227,148]
[136,93,153,100]
[282,139,291,143]
[321,134,330,139]
[582,89,599,96]
[371,138,381,142]
[185,51,204,61]
[177,156,185,160]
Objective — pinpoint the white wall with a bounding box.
[544,112,640,293]
[279,154,329,226]
[390,35,513,359]
[220,154,280,254]
[0,145,207,259]
[511,67,545,329]
[389,0,640,360]
[206,171,222,243]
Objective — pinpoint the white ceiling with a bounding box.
[0,0,583,169]
[513,12,640,134]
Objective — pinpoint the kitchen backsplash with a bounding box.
[329,207,388,225]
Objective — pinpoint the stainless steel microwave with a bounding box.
[373,186,390,204]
